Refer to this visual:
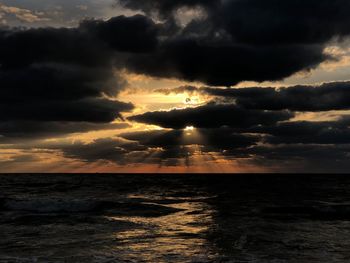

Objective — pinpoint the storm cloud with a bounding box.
[183,81,350,112]
[115,0,350,85]
[129,103,293,129]
[0,122,130,143]
[2,1,350,171]
[118,0,350,44]
[0,15,161,139]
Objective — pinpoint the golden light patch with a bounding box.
[291,110,350,122]
[185,126,195,131]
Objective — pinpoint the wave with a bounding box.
[2,198,101,213]
[262,203,350,220]
[0,197,183,217]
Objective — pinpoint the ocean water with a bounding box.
[1,174,350,262]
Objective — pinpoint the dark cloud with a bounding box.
[126,94,350,170]
[119,129,205,166]
[0,28,104,69]
[6,117,350,170]
[2,0,350,100]
[159,81,350,112]
[120,128,256,165]
[198,82,350,112]
[83,15,159,53]
[0,122,130,143]
[44,128,259,167]
[114,0,350,86]
[253,117,350,145]
[2,1,350,95]
[27,122,350,170]
[0,64,125,102]
[121,129,184,147]
[121,128,259,149]
[0,15,163,140]
[119,0,350,44]
[38,137,167,166]
[0,15,158,68]
[0,98,133,122]
[0,15,161,140]
[129,103,293,129]
[59,138,143,164]
[218,1,350,45]
[2,1,350,171]
[0,15,164,139]
[125,39,326,86]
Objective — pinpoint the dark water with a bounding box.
[1,174,350,262]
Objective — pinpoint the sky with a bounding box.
[1,0,350,173]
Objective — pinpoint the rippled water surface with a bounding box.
[1,174,350,262]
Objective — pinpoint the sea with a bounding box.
[1,174,350,262]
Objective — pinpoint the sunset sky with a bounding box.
[1,0,350,172]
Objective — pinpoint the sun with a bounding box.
[184,126,195,131]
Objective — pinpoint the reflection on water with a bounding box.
[110,196,216,262]
[1,174,350,262]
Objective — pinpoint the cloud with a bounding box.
[202,82,350,112]
[43,128,259,167]
[117,0,217,18]
[2,2,350,171]
[2,1,350,92]
[121,128,259,149]
[159,81,350,112]
[58,138,143,164]
[0,17,155,134]
[126,85,350,170]
[0,15,160,140]
[2,1,350,90]
[114,0,350,86]
[0,98,133,122]
[129,102,293,129]
[29,118,350,171]
[253,117,350,145]
[29,137,166,166]
[0,15,158,69]
[125,39,326,86]
[118,0,350,44]
[6,115,350,170]
[0,15,160,120]
[0,3,49,23]
[83,15,159,53]
[114,117,350,154]
[0,122,130,143]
